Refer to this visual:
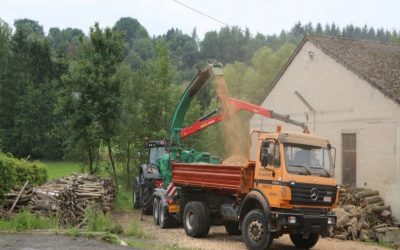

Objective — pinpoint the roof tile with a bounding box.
[307,35,400,104]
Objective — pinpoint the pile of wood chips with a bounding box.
[222,154,246,166]
[1,174,116,227]
[333,187,400,242]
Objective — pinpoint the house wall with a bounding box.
[250,41,400,218]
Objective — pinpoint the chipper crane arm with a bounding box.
[169,62,224,146]
[180,97,308,139]
[169,61,307,146]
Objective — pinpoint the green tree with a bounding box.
[0,19,12,149]
[116,41,179,183]
[48,27,83,56]
[113,17,153,63]
[113,17,149,45]
[141,41,179,138]
[63,23,124,187]
[0,19,60,158]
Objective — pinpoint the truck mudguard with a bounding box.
[239,189,270,224]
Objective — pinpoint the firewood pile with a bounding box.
[2,183,35,213]
[1,174,116,226]
[58,174,116,225]
[333,187,400,242]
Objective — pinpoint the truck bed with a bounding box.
[172,162,254,194]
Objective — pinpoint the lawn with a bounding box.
[42,161,84,180]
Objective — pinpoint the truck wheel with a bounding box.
[242,209,272,250]
[289,233,319,249]
[159,201,173,229]
[141,187,153,215]
[183,201,210,238]
[224,221,241,235]
[153,198,160,225]
[133,176,140,209]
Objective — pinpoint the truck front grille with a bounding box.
[290,183,337,206]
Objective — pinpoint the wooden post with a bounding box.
[9,180,29,214]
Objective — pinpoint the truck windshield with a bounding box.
[284,143,334,177]
[149,147,166,165]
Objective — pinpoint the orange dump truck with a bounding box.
[169,129,338,249]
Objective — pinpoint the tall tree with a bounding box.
[0,19,59,158]
[90,23,124,190]
[64,23,124,187]
[0,19,12,150]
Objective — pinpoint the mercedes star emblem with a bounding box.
[310,188,319,201]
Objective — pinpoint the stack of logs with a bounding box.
[58,174,116,226]
[2,184,34,213]
[333,187,399,241]
[1,174,116,227]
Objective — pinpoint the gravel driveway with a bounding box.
[114,211,389,250]
[0,211,389,250]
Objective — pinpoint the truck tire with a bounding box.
[242,209,272,250]
[141,186,153,215]
[289,233,319,249]
[183,201,210,238]
[159,201,173,229]
[224,221,241,235]
[153,198,160,225]
[133,177,140,209]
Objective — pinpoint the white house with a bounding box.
[250,35,400,219]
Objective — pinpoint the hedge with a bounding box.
[0,153,48,202]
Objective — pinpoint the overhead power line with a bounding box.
[172,0,237,30]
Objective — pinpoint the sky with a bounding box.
[0,0,399,39]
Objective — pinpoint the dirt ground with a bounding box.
[113,210,389,250]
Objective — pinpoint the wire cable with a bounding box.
[172,0,238,30]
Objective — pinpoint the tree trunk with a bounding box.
[88,144,94,174]
[107,140,119,192]
[126,141,131,176]
[94,143,101,173]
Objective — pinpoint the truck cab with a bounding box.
[239,129,338,249]
[253,129,337,208]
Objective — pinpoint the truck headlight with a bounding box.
[287,216,297,224]
[327,217,335,225]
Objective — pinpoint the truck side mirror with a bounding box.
[261,141,269,167]
[327,143,336,169]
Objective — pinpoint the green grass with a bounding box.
[42,161,83,180]
[124,221,154,239]
[114,186,133,211]
[85,206,112,232]
[101,233,121,245]
[66,227,81,237]
[0,210,59,232]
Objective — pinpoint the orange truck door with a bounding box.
[254,139,283,207]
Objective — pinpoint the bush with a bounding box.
[0,153,15,202]
[14,160,47,186]
[0,153,48,202]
